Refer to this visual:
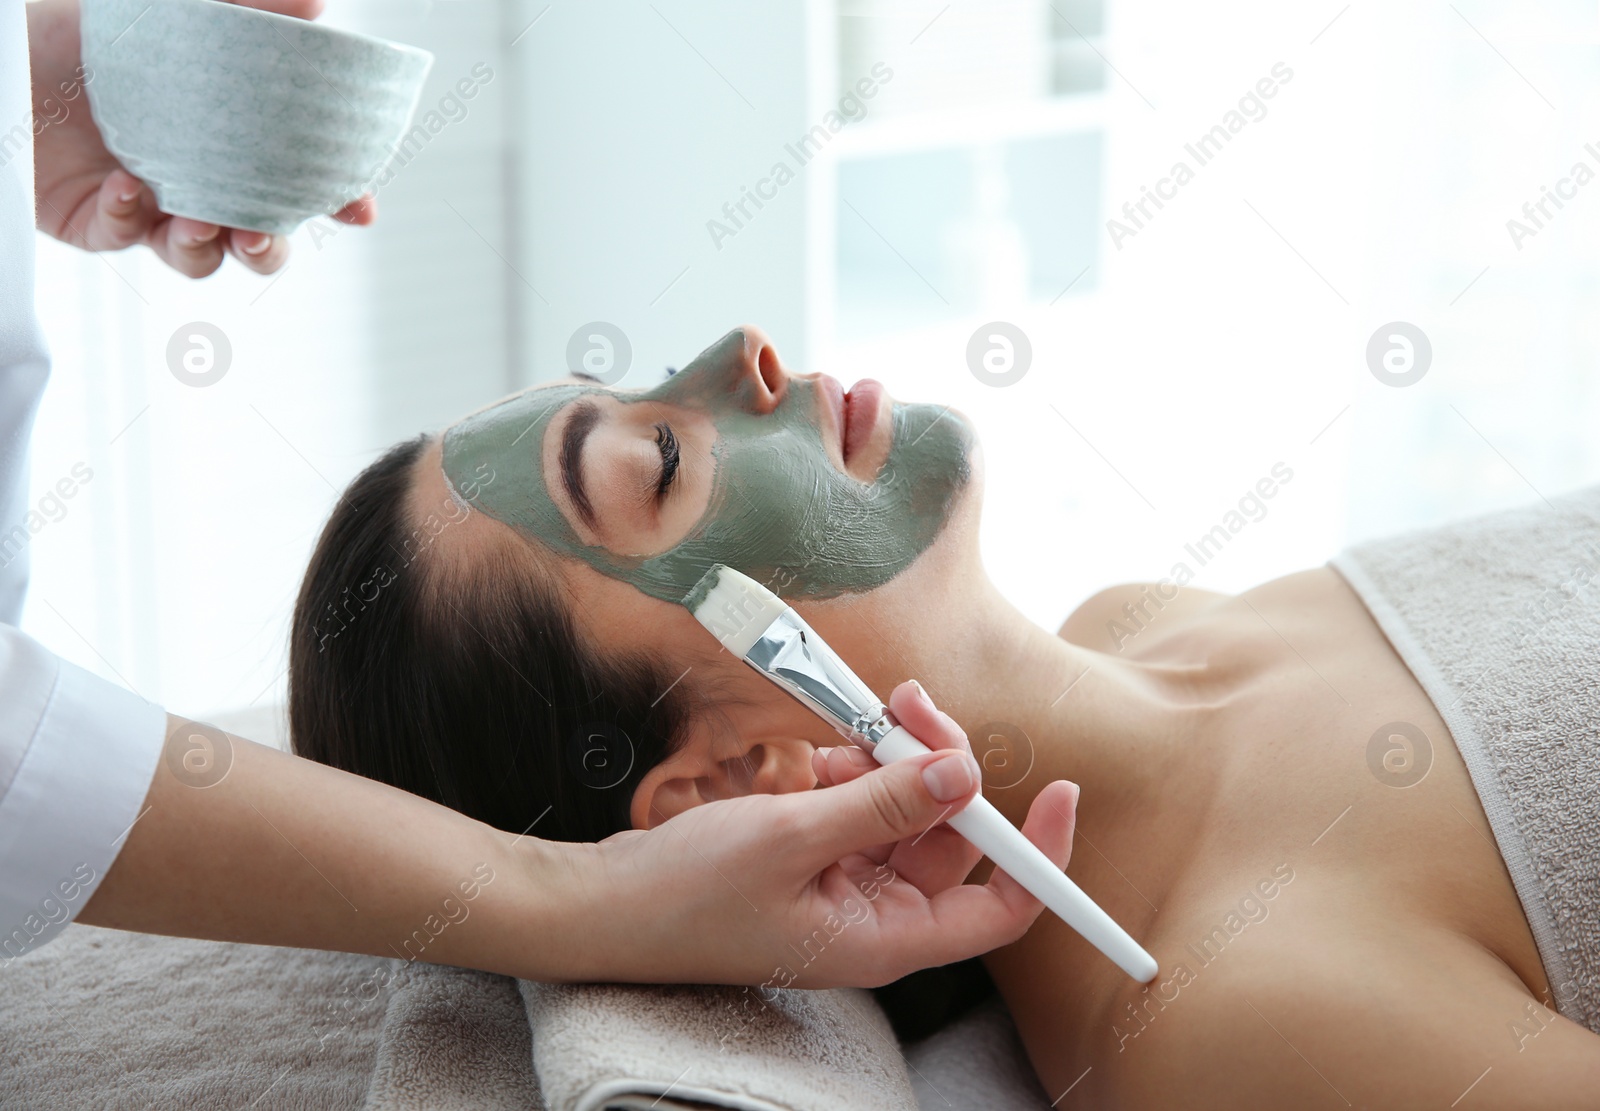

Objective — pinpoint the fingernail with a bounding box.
[117,189,139,205]
[922,752,977,803]
[240,234,272,255]
[908,678,935,712]
[186,227,220,247]
[843,746,875,768]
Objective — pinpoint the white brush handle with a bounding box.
[872,725,1159,983]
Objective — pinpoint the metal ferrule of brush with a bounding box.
[743,610,898,750]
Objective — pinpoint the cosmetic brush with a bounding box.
[685,564,1159,983]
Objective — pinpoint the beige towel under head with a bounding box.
[363,961,542,1109]
[522,980,918,1111]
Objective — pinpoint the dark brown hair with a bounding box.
[288,434,689,843]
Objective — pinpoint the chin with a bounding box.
[821,441,986,619]
[906,407,986,573]
[958,416,984,483]
[940,413,985,524]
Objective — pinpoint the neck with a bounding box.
[897,575,1193,856]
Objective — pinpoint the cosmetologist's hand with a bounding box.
[581,680,1079,988]
[26,0,374,278]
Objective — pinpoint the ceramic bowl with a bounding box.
[81,0,433,234]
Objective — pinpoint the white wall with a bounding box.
[510,0,832,384]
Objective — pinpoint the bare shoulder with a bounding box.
[1057,581,1233,653]
[1096,923,1600,1111]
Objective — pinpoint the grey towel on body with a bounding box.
[1330,482,1600,1031]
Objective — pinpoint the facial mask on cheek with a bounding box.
[440,372,972,603]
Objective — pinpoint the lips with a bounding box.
[813,376,843,447]
[842,378,884,466]
[811,374,885,469]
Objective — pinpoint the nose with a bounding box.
[677,325,787,414]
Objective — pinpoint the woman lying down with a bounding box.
[288,325,1600,1108]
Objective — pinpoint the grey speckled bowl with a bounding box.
[81,0,434,234]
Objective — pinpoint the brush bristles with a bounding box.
[687,565,789,658]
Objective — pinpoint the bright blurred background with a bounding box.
[23,0,1600,732]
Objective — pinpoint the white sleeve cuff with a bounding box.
[0,637,166,964]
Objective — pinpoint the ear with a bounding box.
[629,735,818,830]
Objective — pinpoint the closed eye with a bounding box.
[654,422,680,500]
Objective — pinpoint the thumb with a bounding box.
[797,749,981,864]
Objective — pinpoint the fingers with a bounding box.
[888,680,971,754]
[80,164,363,277]
[810,743,874,788]
[230,0,326,17]
[94,180,290,278]
[870,779,1080,976]
[333,195,377,225]
[76,174,230,278]
[145,216,228,279]
[225,229,291,274]
[84,171,155,252]
[879,818,983,893]
[225,193,374,273]
[793,749,981,867]
[812,679,970,788]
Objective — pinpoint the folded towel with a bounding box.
[521,980,917,1111]
[364,963,1067,1111]
[1330,481,1600,1031]
[362,964,920,1111]
[363,961,542,1109]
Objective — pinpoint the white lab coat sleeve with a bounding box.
[0,626,166,963]
[0,0,47,626]
[0,0,169,962]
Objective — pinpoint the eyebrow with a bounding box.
[560,399,602,528]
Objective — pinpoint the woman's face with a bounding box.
[412,325,988,824]
[437,326,975,605]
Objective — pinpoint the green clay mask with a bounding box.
[439,331,972,604]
